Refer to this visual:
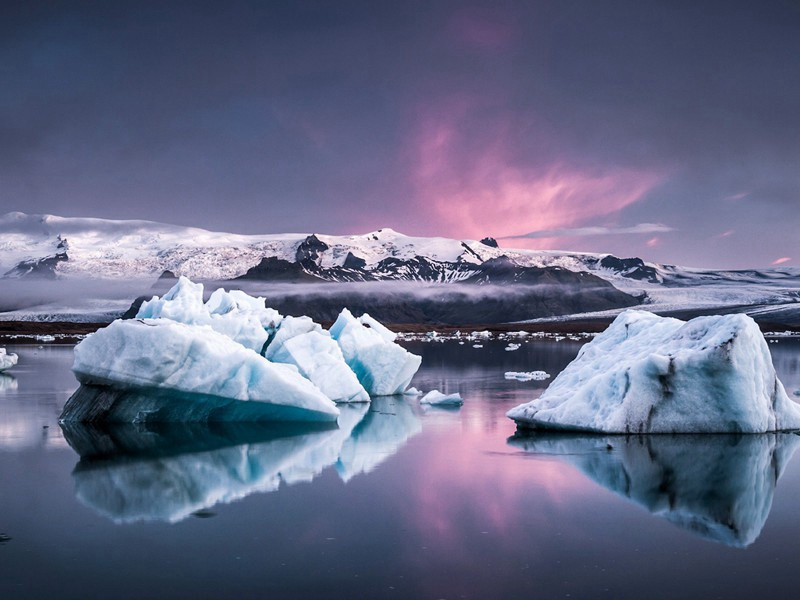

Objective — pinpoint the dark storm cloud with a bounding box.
[0,0,798,267]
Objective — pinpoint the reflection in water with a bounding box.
[62,397,420,524]
[509,432,800,547]
[0,374,17,392]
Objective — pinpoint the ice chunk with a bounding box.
[65,319,339,423]
[137,277,281,353]
[509,432,800,547]
[0,348,18,372]
[420,390,463,406]
[329,308,421,395]
[403,387,422,396]
[505,371,550,381]
[505,343,521,351]
[263,315,322,359]
[508,311,800,433]
[269,330,370,403]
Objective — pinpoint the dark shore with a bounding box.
[1,316,797,344]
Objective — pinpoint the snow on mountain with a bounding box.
[1,212,798,325]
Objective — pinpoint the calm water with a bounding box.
[1,339,800,599]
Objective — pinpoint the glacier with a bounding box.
[507,310,800,433]
[0,348,18,372]
[330,308,421,395]
[65,319,340,423]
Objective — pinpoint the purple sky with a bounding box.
[1,0,798,268]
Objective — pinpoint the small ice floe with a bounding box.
[472,344,484,348]
[0,348,18,372]
[35,335,56,343]
[505,371,550,382]
[505,343,521,352]
[403,387,422,396]
[508,310,800,433]
[420,390,463,407]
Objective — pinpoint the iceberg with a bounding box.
[509,432,800,547]
[64,319,339,423]
[0,348,18,372]
[330,308,421,395]
[137,276,282,353]
[265,315,369,403]
[505,371,550,382]
[507,311,800,433]
[420,390,464,406]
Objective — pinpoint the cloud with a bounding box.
[503,223,673,240]
[408,99,664,247]
[772,257,792,265]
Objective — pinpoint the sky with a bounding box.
[1,0,798,268]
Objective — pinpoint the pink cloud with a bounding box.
[646,236,660,247]
[717,229,735,238]
[408,103,664,247]
[772,257,792,265]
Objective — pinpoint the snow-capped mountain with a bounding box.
[0,211,664,284]
[1,212,798,325]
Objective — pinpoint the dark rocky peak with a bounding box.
[237,256,324,282]
[295,234,329,264]
[158,270,178,280]
[56,235,68,250]
[3,252,68,279]
[599,255,660,283]
[459,242,483,262]
[479,237,499,248]
[342,252,367,269]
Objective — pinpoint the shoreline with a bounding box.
[1,317,798,344]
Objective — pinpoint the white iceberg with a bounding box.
[505,371,550,382]
[0,348,18,372]
[420,390,463,406]
[269,328,370,403]
[329,308,421,395]
[65,319,339,423]
[507,310,800,433]
[137,277,282,353]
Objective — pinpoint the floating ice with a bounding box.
[420,390,463,406]
[403,387,422,396]
[137,276,282,353]
[0,348,18,372]
[509,432,800,547]
[505,371,550,382]
[508,311,800,433]
[330,308,421,395]
[505,343,521,351]
[269,329,370,403]
[65,319,339,423]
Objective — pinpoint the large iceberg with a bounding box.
[330,309,421,395]
[266,316,370,403]
[0,348,18,372]
[65,319,339,423]
[509,432,800,547]
[136,277,281,353]
[507,310,800,433]
[64,277,420,423]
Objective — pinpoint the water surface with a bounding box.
[1,339,800,599]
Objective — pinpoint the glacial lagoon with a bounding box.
[2,338,800,599]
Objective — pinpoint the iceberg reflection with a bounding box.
[508,432,800,547]
[62,397,420,524]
